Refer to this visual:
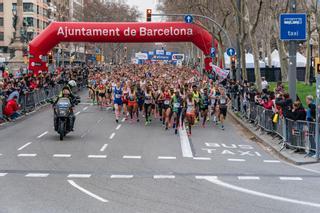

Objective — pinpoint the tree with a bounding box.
[232,0,264,91]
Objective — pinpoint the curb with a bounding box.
[228,109,318,165]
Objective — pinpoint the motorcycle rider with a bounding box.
[53,85,77,131]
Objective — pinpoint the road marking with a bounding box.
[109,132,115,139]
[75,111,81,116]
[255,152,262,157]
[199,176,320,208]
[228,158,246,162]
[18,153,37,157]
[110,175,134,179]
[193,157,211,160]
[68,180,108,203]
[123,155,141,159]
[153,175,175,179]
[178,126,193,158]
[279,177,303,181]
[88,155,107,159]
[100,144,108,152]
[264,160,281,163]
[238,176,260,180]
[116,124,121,130]
[37,131,48,138]
[17,142,32,151]
[158,156,176,160]
[83,106,88,111]
[25,173,49,177]
[121,118,126,122]
[53,154,71,158]
[68,174,91,178]
[97,118,103,124]
[0,173,8,177]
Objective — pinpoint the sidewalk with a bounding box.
[228,110,319,165]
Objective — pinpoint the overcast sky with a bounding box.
[125,0,159,21]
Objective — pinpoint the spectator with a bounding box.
[275,93,292,118]
[275,82,284,94]
[4,95,20,120]
[306,95,316,122]
[262,92,275,110]
[287,101,306,121]
[261,77,269,94]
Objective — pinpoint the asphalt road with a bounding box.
[0,90,320,213]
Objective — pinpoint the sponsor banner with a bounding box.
[135,52,148,60]
[172,54,184,61]
[156,49,165,55]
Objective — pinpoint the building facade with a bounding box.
[0,0,50,60]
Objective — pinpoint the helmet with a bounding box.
[68,80,77,88]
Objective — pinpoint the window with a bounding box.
[0,32,4,41]
[0,3,3,12]
[23,3,34,12]
[23,17,34,27]
[37,19,40,28]
[12,3,17,12]
[0,18,3,26]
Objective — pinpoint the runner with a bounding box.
[218,88,230,130]
[144,84,154,125]
[113,80,123,123]
[127,85,139,123]
[171,90,183,134]
[185,92,195,136]
[200,87,210,127]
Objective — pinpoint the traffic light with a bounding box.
[231,56,236,70]
[146,9,152,22]
[48,52,53,64]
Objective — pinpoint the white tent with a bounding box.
[267,49,307,67]
[245,53,266,68]
[296,52,306,67]
[224,52,231,68]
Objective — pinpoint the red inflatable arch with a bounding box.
[28,22,217,74]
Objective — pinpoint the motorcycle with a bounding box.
[54,97,73,141]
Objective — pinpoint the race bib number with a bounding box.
[115,94,121,99]
[173,103,180,108]
[164,100,170,105]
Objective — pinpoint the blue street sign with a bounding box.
[210,47,216,57]
[226,48,235,57]
[184,15,193,23]
[280,13,306,41]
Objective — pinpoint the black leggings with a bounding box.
[144,103,152,121]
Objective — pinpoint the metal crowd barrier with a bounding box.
[230,94,319,156]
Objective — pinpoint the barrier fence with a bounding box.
[0,84,64,121]
[230,94,320,158]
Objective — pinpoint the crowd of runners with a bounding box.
[86,64,230,136]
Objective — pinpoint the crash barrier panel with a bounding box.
[230,94,319,153]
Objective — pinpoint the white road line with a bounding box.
[18,153,37,157]
[83,106,88,111]
[109,132,115,139]
[37,131,48,138]
[100,144,108,152]
[264,160,281,163]
[25,173,49,177]
[153,175,175,179]
[178,126,193,158]
[123,155,141,159]
[17,142,32,151]
[195,176,218,180]
[228,158,246,162]
[121,118,126,122]
[88,155,107,159]
[0,173,8,177]
[238,176,260,180]
[158,156,177,160]
[200,176,320,208]
[68,174,91,178]
[193,157,211,160]
[110,175,134,179]
[116,124,121,130]
[68,180,108,203]
[53,154,71,158]
[279,177,303,181]
[255,152,262,157]
[75,111,81,116]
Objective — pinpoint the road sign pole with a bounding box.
[288,0,297,102]
[236,0,241,81]
[316,75,319,160]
